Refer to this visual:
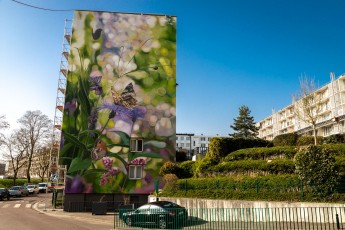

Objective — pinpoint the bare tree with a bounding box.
[293,76,323,145]
[0,115,9,146]
[34,145,52,182]
[1,133,28,185]
[17,111,52,183]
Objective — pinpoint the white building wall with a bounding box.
[258,73,345,140]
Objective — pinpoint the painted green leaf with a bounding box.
[68,158,92,174]
[63,132,88,152]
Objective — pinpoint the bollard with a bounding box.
[336,213,340,230]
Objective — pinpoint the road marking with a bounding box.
[2,204,10,208]
[14,204,21,208]
[26,204,32,208]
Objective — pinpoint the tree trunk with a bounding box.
[312,123,317,145]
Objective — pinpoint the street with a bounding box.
[0,194,114,230]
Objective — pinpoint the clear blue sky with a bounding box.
[0,0,344,136]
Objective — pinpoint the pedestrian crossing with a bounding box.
[0,201,33,209]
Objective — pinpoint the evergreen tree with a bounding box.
[230,105,259,138]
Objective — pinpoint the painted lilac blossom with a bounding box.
[65,98,77,114]
[89,76,103,95]
[100,157,120,186]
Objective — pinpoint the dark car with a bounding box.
[0,188,10,200]
[122,201,188,229]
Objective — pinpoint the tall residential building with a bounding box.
[258,73,345,140]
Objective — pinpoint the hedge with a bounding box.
[297,136,324,146]
[323,134,345,144]
[273,133,299,146]
[206,159,295,175]
[207,137,272,159]
[0,179,42,188]
[160,174,345,202]
[224,146,297,161]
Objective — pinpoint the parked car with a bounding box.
[0,188,10,200]
[38,182,52,193]
[26,184,39,194]
[9,186,29,197]
[122,201,188,229]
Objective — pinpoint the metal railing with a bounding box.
[114,207,345,229]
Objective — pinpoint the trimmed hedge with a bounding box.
[207,159,295,175]
[273,133,299,146]
[297,136,324,146]
[207,137,272,159]
[224,146,297,161]
[0,179,42,188]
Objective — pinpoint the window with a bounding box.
[200,137,205,141]
[201,143,206,147]
[129,165,143,179]
[130,139,143,152]
[181,143,184,147]
[186,143,190,147]
[180,137,184,140]
[186,137,190,140]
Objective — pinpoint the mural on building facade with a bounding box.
[59,11,176,194]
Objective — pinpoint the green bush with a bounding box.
[296,136,324,146]
[194,156,219,177]
[294,145,338,196]
[162,174,179,192]
[179,161,195,179]
[224,146,297,161]
[159,161,181,177]
[324,134,345,144]
[210,159,295,175]
[160,175,307,201]
[208,137,272,159]
[321,144,345,156]
[0,179,42,188]
[273,133,299,146]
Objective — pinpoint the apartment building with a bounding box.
[176,133,221,156]
[258,73,345,140]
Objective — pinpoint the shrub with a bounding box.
[224,146,297,161]
[296,136,323,146]
[211,159,295,175]
[208,137,272,159]
[273,133,299,146]
[159,161,181,177]
[162,174,179,192]
[194,156,219,177]
[179,161,195,179]
[294,145,338,196]
[324,134,345,144]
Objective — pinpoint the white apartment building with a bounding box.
[258,73,345,140]
[176,133,218,155]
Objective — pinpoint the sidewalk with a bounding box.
[32,195,116,228]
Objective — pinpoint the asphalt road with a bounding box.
[0,194,114,230]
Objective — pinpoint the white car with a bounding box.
[26,184,39,194]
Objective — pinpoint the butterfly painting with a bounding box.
[111,83,137,109]
[91,138,107,160]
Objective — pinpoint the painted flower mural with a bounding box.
[60,11,176,194]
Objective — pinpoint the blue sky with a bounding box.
[0,0,344,136]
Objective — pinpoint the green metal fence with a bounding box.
[114,207,345,229]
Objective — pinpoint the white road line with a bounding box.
[2,204,10,208]
[14,204,21,208]
[26,204,32,208]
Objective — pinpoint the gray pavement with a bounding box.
[32,196,121,229]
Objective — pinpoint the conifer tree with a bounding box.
[230,105,259,138]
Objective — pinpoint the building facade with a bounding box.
[59,11,176,199]
[258,73,345,140]
[176,133,221,156]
